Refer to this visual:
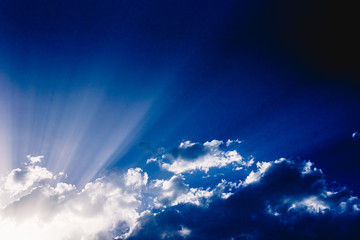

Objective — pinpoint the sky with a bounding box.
[0,0,359,239]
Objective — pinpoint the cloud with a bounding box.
[353,132,360,141]
[0,159,55,209]
[149,140,253,174]
[0,156,148,240]
[149,175,233,208]
[0,152,233,240]
[226,139,243,147]
[26,155,44,164]
[1,140,360,240]
[129,159,360,240]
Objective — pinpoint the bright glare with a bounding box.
[0,157,145,240]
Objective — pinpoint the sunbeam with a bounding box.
[0,74,160,187]
[0,0,359,239]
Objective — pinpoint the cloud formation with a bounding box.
[0,140,360,239]
[149,140,254,174]
[0,157,146,240]
[130,159,360,240]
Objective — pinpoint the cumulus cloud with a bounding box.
[149,175,234,208]
[129,158,360,240]
[149,140,253,174]
[0,156,148,240]
[0,152,233,240]
[1,140,360,240]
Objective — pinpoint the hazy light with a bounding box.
[0,74,160,187]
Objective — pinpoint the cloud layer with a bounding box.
[131,158,360,240]
[0,140,359,239]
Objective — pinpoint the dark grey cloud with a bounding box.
[129,160,360,240]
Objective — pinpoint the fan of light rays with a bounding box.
[0,74,13,173]
[0,73,161,187]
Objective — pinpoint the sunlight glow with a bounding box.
[0,76,157,186]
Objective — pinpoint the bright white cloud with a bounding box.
[158,140,253,174]
[146,157,157,164]
[125,168,148,187]
[243,161,272,186]
[26,155,44,164]
[225,139,242,147]
[0,157,150,240]
[0,160,55,209]
[179,140,196,149]
[149,175,240,209]
[1,141,360,240]
[0,153,234,240]
[203,139,223,148]
[150,175,214,207]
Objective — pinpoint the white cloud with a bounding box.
[149,175,238,208]
[26,155,44,165]
[179,140,196,149]
[225,139,243,147]
[160,140,253,174]
[0,160,150,240]
[288,196,329,214]
[150,175,211,207]
[0,163,55,209]
[2,142,360,240]
[146,157,157,164]
[243,161,272,186]
[301,161,319,175]
[178,225,191,238]
[0,154,237,240]
[125,168,148,187]
[203,140,223,148]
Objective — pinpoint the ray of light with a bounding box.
[0,70,166,187]
[0,74,13,173]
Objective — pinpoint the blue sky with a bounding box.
[0,0,359,239]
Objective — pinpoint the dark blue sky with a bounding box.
[0,0,359,189]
